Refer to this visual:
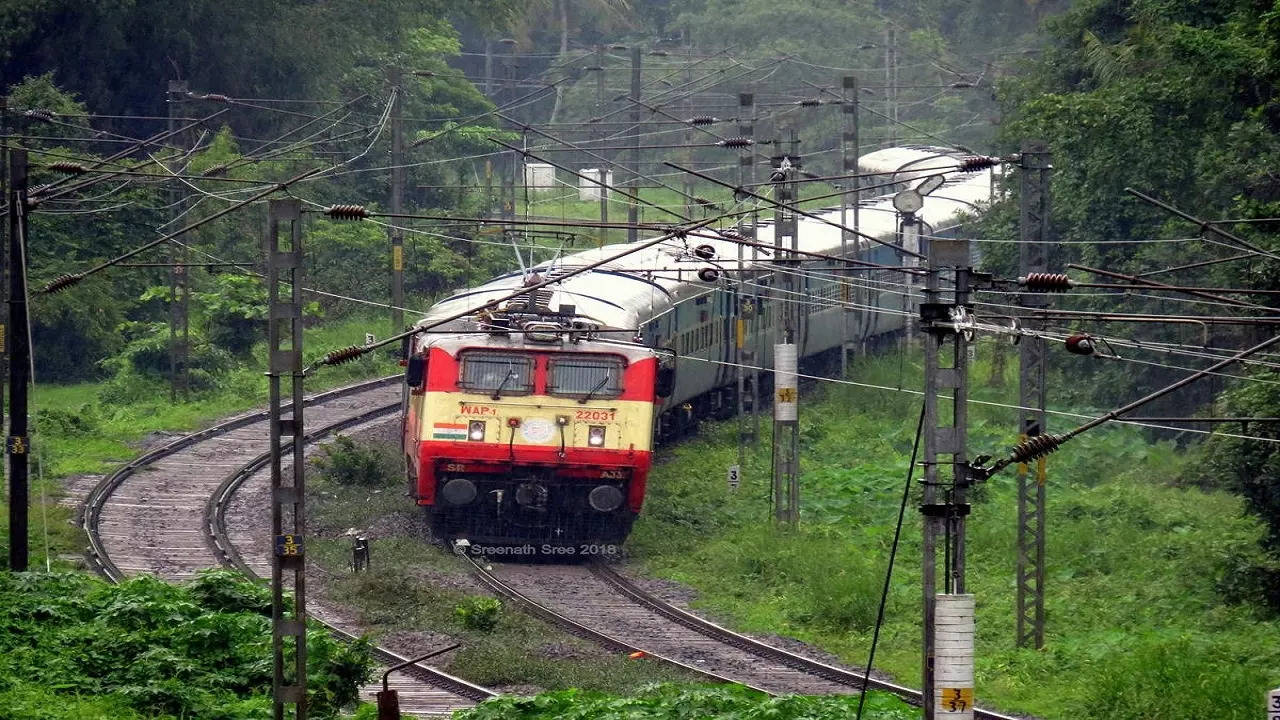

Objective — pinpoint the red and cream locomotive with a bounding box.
[400,147,995,550]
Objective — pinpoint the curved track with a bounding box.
[86,375,1026,719]
[83,377,493,717]
[468,558,1024,719]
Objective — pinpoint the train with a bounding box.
[400,146,995,551]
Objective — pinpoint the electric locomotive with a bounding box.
[400,146,995,550]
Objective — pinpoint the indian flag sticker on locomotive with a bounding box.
[520,417,555,444]
[432,422,468,440]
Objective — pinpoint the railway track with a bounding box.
[467,557,1025,720]
[83,376,493,717]
[85,373,1026,719]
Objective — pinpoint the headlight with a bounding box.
[588,425,606,447]
[468,420,485,442]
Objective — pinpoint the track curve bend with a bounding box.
[83,376,493,717]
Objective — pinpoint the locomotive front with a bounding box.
[402,318,666,554]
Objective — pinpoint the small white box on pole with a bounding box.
[774,343,797,422]
[524,162,555,192]
[579,168,613,201]
[1268,687,1280,720]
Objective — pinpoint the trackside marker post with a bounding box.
[1269,687,1280,720]
[934,594,975,719]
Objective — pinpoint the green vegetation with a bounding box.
[456,684,917,720]
[630,347,1277,720]
[1190,372,1280,610]
[0,568,372,719]
[313,434,401,488]
[305,434,697,693]
[0,313,399,570]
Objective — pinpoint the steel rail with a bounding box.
[459,551,770,693]
[82,375,398,580]
[203,390,495,703]
[82,375,496,706]
[589,563,1027,720]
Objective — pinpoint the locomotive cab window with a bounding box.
[548,355,623,400]
[459,352,533,396]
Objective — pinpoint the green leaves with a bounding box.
[0,569,372,719]
[456,684,916,720]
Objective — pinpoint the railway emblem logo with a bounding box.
[520,417,555,443]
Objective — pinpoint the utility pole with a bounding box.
[501,39,518,222]
[683,50,696,219]
[884,26,898,147]
[839,75,860,376]
[737,91,756,465]
[0,96,9,485]
[771,133,800,527]
[167,80,189,401]
[7,149,28,573]
[483,39,494,96]
[594,46,608,244]
[627,46,642,242]
[267,199,307,720]
[388,68,405,332]
[1016,140,1050,650]
[918,229,975,720]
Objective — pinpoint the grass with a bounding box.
[305,434,698,694]
[0,312,401,571]
[628,341,1278,720]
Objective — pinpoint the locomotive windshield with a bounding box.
[459,352,533,396]
[548,355,623,399]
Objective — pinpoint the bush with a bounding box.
[0,569,373,719]
[455,596,502,632]
[312,435,398,487]
[1084,635,1268,720]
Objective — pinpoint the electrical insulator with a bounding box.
[320,345,365,366]
[1019,273,1072,292]
[693,196,718,209]
[324,204,370,220]
[1065,333,1095,356]
[190,92,231,103]
[797,98,822,107]
[693,244,716,260]
[42,273,83,294]
[48,161,88,175]
[769,170,786,183]
[959,155,1001,172]
[587,116,603,124]
[688,116,719,125]
[719,227,744,241]
[697,267,719,282]
[1008,433,1063,464]
[202,163,229,177]
[950,81,975,88]
[716,137,753,148]
[24,109,56,122]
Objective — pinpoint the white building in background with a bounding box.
[578,168,613,201]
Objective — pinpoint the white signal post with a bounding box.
[934,594,975,719]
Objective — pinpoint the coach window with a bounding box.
[548,355,623,399]
[459,352,533,395]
